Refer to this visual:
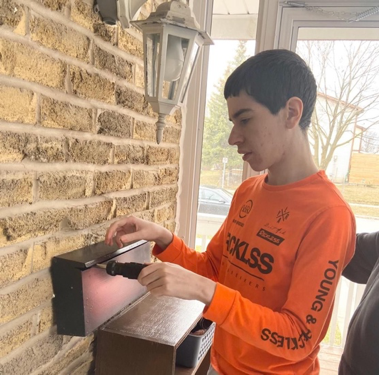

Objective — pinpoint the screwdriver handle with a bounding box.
[106,261,147,279]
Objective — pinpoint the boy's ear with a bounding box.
[285,97,303,129]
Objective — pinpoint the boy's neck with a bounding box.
[266,131,318,186]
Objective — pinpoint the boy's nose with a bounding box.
[228,125,242,146]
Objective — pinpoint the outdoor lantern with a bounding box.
[132,1,213,143]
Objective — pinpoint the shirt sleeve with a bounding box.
[152,219,227,282]
[203,206,355,361]
[343,231,379,284]
[154,205,355,361]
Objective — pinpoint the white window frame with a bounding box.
[175,0,213,247]
[276,1,379,50]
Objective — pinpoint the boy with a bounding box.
[106,49,356,374]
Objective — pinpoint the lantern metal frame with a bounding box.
[132,1,213,143]
[94,0,213,143]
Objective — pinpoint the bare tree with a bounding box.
[297,40,379,170]
[361,130,379,154]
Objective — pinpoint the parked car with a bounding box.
[198,185,233,216]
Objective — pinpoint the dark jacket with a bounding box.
[339,231,379,375]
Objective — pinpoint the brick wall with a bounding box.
[349,152,379,185]
[0,0,181,373]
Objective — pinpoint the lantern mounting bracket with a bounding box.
[94,0,148,29]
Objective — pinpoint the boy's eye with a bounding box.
[240,118,251,125]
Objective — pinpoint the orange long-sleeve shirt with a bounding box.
[154,171,356,374]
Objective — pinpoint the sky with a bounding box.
[205,40,256,101]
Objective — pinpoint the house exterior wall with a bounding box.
[0,0,181,373]
[349,153,379,185]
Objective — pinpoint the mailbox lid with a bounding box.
[53,240,148,269]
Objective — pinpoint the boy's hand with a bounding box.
[138,262,216,306]
[105,216,173,250]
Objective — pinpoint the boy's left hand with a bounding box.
[138,262,216,306]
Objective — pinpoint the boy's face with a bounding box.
[227,91,289,172]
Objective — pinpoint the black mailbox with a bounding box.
[51,240,150,336]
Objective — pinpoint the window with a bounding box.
[194,1,259,252]
[276,2,379,367]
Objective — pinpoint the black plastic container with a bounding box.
[176,318,216,368]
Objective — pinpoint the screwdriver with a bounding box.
[97,261,148,279]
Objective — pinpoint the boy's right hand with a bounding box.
[105,216,173,250]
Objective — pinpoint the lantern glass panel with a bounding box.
[161,35,190,100]
[180,41,199,102]
[146,33,160,98]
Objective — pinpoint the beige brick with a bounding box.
[133,169,159,189]
[0,85,36,124]
[29,136,66,163]
[0,0,27,35]
[30,16,90,61]
[38,171,90,200]
[88,223,108,243]
[38,303,54,333]
[0,132,31,162]
[37,336,93,375]
[67,139,112,165]
[0,247,32,288]
[118,29,143,59]
[0,274,53,325]
[163,220,176,233]
[93,22,117,44]
[36,0,69,12]
[116,58,134,81]
[0,319,33,357]
[0,132,59,163]
[41,96,93,132]
[169,147,180,164]
[65,200,113,230]
[71,0,102,32]
[133,209,154,222]
[94,170,131,195]
[93,44,116,73]
[0,171,33,208]
[71,356,95,375]
[159,167,179,185]
[163,126,181,144]
[115,86,152,116]
[33,234,89,272]
[71,0,117,46]
[115,192,148,216]
[0,209,67,246]
[146,146,170,165]
[70,66,115,104]
[0,39,66,89]
[135,63,144,88]
[155,204,175,223]
[174,109,182,125]
[97,111,132,138]
[134,120,155,141]
[0,331,64,374]
[150,187,178,208]
[93,45,133,81]
[115,144,145,164]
